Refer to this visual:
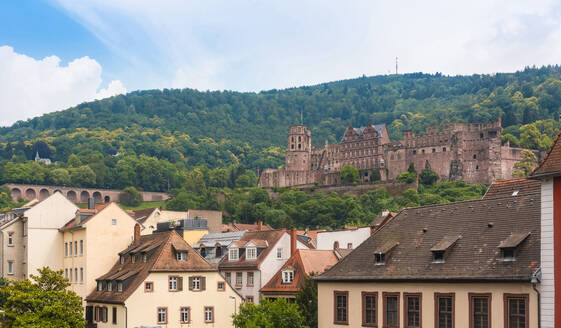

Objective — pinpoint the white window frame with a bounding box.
[229,248,239,261]
[7,261,13,275]
[205,307,213,322]
[107,281,112,291]
[180,307,190,323]
[276,247,283,259]
[120,255,125,264]
[176,251,187,261]
[7,233,13,247]
[157,308,167,324]
[97,281,103,291]
[145,282,153,292]
[246,247,257,260]
[117,282,123,292]
[235,272,243,286]
[111,218,117,226]
[282,269,294,284]
[247,271,254,286]
[192,277,201,290]
[169,276,178,291]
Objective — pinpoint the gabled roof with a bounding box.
[132,207,158,224]
[86,230,215,304]
[483,179,540,199]
[317,193,540,282]
[261,249,339,293]
[60,202,118,231]
[530,130,561,177]
[219,229,286,269]
[192,231,246,248]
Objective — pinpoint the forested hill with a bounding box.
[1,66,561,192]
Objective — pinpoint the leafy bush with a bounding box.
[119,186,143,206]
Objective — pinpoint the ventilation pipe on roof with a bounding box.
[290,227,297,256]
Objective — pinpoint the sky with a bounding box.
[1,0,561,126]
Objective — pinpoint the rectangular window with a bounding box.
[117,282,123,292]
[236,272,243,286]
[504,294,528,328]
[435,293,455,328]
[469,293,490,328]
[277,247,283,259]
[169,276,178,291]
[7,261,13,275]
[192,277,201,291]
[246,296,254,303]
[65,242,68,256]
[65,268,68,279]
[229,248,239,260]
[176,251,187,261]
[7,233,13,246]
[404,293,421,328]
[107,281,112,292]
[347,243,353,249]
[225,272,231,284]
[334,291,348,325]
[384,292,400,328]
[217,281,225,291]
[145,282,153,292]
[111,218,117,225]
[282,270,294,284]
[246,247,257,260]
[247,272,254,286]
[69,268,73,282]
[157,307,167,324]
[75,268,78,283]
[112,307,117,324]
[362,292,377,327]
[69,241,72,256]
[80,240,83,256]
[97,281,102,291]
[80,268,84,283]
[204,307,214,323]
[74,241,77,257]
[180,307,190,324]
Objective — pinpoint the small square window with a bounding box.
[433,251,445,263]
[145,282,153,292]
[375,253,385,265]
[229,248,239,261]
[176,251,187,261]
[246,247,257,260]
[502,248,515,261]
[217,281,225,291]
[111,219,117,225]
[276,248,283,259]
[7,233,13,246]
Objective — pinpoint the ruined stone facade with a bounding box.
[259,119,531,187]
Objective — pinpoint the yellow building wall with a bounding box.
[318,281,538,328]
[183,230,208,245]
[1,220,25,279]
[90,271,242,328]
[63,228,87,299]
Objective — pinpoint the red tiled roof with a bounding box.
[224,221,273,232]
[531,130,561,177]
[86,230,215,304]
[483,178,540,199]
[261,249,338,293]
[295,229,325,240]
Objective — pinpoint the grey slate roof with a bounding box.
[192,231,247,265]
[317,191,540,282]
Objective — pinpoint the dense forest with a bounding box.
[2,66,561,193]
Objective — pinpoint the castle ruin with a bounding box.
[258,119,531,187]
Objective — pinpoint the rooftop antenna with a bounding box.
[395,56,398,75]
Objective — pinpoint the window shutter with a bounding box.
[94,307,98,322]
[188,277,193,291]
[201,277,206,291]
[178,277,183,291]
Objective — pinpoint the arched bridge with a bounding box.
[3,183,170,204]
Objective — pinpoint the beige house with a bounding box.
[317,180,540,328]
[86,228,242,327]
[0,192,77,280]
[60,202,138,301]
[135,208,223,235]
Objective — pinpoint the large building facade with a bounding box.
[259,119,531,187]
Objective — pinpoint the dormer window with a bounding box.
[375,253,385,265]
[200,246,206,258]
[216,246,222,257]
[176,251,187,262]
[120,255,125,264]
[499,232,530,262]
[97,281,103,291]
[246,247,257,260]
[107,281,112,292]
[142,253,148,263]
[117,282,123,292]
[229,248,239,261]
[282,269,294,284]
[131,254,136,263]
[432,251,445,263]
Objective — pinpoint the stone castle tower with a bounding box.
[286,125,311,171]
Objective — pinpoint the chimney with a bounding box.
[133,224,141,244]
[370,226,376,235]
[258,221,263,231]
[88,197,95,210]
[290,227,297,256]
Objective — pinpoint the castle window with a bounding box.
[298,136,301,142]
[480,133,484,138]
[476,165,479,170]
[291,145,294,150]
[413,150,417,154]
[298,144,301,149]
[432,148,436,153]
[443,147,446,152]
[422,149,425,154]
[473,154,477,159]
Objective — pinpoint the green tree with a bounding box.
[47,168,71,186]
[1,267,85,328]
[341,165,360,184]
[513,150,539,178]
[119,186,143,206]
[295,276,318,328]
[70,165,97,187]
[369,169,381,182]
[165,191,198,211]
[232,298,308,328]
[419,168,439,185]
[66,154,82,168]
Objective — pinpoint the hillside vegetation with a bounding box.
[1,66,561,193]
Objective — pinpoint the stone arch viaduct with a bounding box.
[3,183,170,204]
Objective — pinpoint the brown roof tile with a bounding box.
[317,193,540,282]
[86,230,215,304]
[531,130,561,177]
[219,229,286,269]
[483,178,541,199]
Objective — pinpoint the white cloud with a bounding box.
[50,0,561,92]
[0,46,126,126]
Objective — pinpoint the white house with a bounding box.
[316,226,372,251]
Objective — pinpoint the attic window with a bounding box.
[120,255,125,264]
[97,281,103,291]
[200,246,206,258]
[142,254,148,263]
[229,248,239,261]
[216,246,222,257]
[131,254,136,263]
[107,281,112,292]
[502,248,515,261]
[499,232,530,262]
[375,253,385,265]
[117,282,123,292]
[246,247,257,260]
[512,190,519,196]
[432,251,445,263]
[282,269,295,284]
[176,251,187,262]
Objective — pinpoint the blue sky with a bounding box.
[1,0,561,126]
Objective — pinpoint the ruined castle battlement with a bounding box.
[259,119,532,188]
